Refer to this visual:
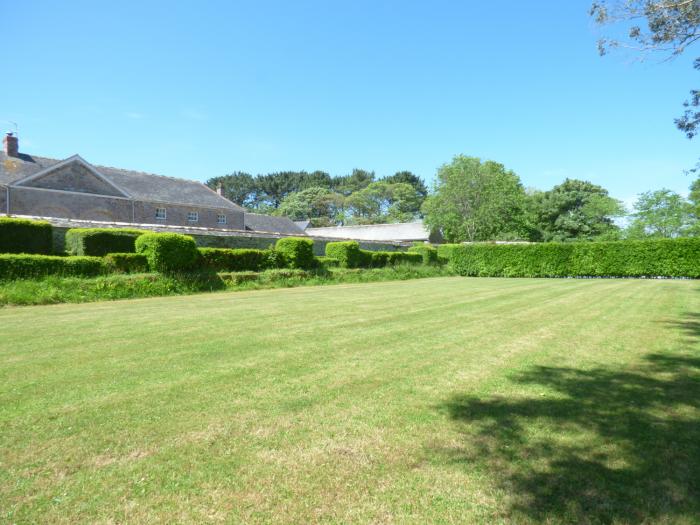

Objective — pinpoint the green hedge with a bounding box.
[103,253,149,274]
[325,241,363,268]
[275,237,315,269]
[437,244,461,265]
[0,254,104,280]
[408,244,438,265]
[198,247,270,272]
[65,228,147,256]
[0,217,53,254]
[449,239,700,278]
[315,256,340,269]
[135,233,199,273]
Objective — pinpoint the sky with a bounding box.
[2,0,698,209]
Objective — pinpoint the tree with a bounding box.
[276,187,345,224]
[332,169,376,196]
[529,179,624,242]
[626,188,694,237]
[421,156,529,243]
[206,172,257,208]
[344,181,422,224]
[382,171,429,201]
[591,1,699,148]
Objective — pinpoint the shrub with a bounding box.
[408,244,438,265]
[326,241,363,268]
[275,237,315,269]
[199,248,269,272]
[103,253,149,274]
[437,244,462,265]
[0,254,104,280]
[262,249,286,270]
[316,256,340,269]
[449,239,700,278]
[0,217,53,254]
[385,251,423,266]
[135,233,199,273]
[65,228,147,256]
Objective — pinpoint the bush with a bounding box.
[275,237,315,269]
[199,247,269,272]
[408,244,438,265]
[135,233,199,273]
[437,244,462,265]
[0,217,53,254]
[103,253,149,274]
[0,254,104,280]
[316,256,340,269]
[355,250,422,268]
[65,228,146,256]
[449,239,700,278]
[326,241,363,268]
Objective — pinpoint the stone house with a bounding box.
[0,133,246,229]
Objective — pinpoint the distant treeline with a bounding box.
[207,169,428,227]
[208,156,700,242]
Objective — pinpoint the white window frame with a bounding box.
[155,207,167,220]
[217,214,227,225]
[187,211,199,223]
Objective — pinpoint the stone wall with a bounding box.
[36,216,410,254]
[9,187,133,222]
[132,201,244,230]
[6,187,245,230]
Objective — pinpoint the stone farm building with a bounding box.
[0,133,304,236]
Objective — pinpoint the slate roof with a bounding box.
[244,213,307,235]
[305,221,431,242]
[0,152,243,211]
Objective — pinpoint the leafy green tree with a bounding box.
[529,179,624,242]
[276,187,345,223]
[344,181,422,224]
[591,1,699,166]
[332,169,376,196]
[206,172,257,208]
[626,188,694,238]
[421,156,529,242]
[382,171,428,202]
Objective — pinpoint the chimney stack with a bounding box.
[216,183,224,196]
[3,132,18,157]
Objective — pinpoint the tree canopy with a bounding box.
[421,156,529,243]
[591,1,699,161]
[528,179,624,242]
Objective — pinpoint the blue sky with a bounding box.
[2,0,698,208]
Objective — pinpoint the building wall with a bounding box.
[9,187,132,222]
[7,186,245,230]
[132,201,244,230]
[0,185,7,214]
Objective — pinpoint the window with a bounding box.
[155,207,166,220]
[217,214,227,225]
[187,211,199,222]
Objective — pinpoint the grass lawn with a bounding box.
[1,277,699,524]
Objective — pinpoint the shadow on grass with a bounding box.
[437,323,700,522]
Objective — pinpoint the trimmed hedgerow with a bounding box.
[0,254,104,280]
[65,228,147,256]
[198,247,269,272]
[135,233,199,273]
[326,241,363,268]
[449,239,700,278]
[408,244,439,265]
[0,217,53,254]
[315,256,340,269]
[437,244,462,265]
[275,237,315,269]
[103,253,149,274]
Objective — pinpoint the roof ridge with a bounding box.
[307,221,423,229]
